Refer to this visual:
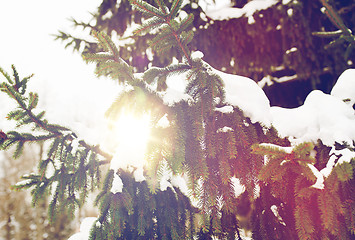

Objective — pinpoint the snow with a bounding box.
[133,167,146,182]
[71,139,81,155]
[68,217,97,240]
[158,75,193,106]
[216,126,234,133]
[271,90,355,146]
[160,173,173,191]
[230,177,246,198]
[102,10,113,20]
[215,105,234,114]
[110,173,123,194]
[319,147,355,178]
[273,74,298,83]
[258,75,274,88]
[307,163,325,189]
[206,0,278,21]
[215,69,271,126]
[270,205,286,226]
[259,143,293,154]
[248,15,255,24]
[158,161,174,192]
[332,148,355,165]
[331,69,355,106]
[286,47,297,54]
[14,179,32,186]
[191,50,204,60]
[95,221,101,228]
[156,114,170,128]
[320,154,337,178]
[287,8,293,17]
[264,155,270,165]
[156,160,190,195]
[171,174,189,196]
[258,68,355,184]
[253,183,260,199]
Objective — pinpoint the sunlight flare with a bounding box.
[109,111,151,171]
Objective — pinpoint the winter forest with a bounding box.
[0,0,355,239]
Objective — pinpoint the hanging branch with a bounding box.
[130,0,194,65]
[0,65,112,222]
[313,0,355,58]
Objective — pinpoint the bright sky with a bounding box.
[0,0,120,144]
[0,0,101,80]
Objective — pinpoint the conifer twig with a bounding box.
[0,66,112,163]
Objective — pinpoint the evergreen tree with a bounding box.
[0,0,354,239]
[56,0,355,107]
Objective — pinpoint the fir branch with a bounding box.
[53,30,94,52]
[95,61,134,83]
[345,42,355,59]
[315,0,355,59]
[92,30,120,60]
[150,26,175,48]
[28,92,39,110]
[129,0,165,18]
[130,0,193,65]
[181,30,194,46]
[0,66,13,84]
[143,63,191,85]
[318,190,339,235]
[320,0,351,35]
[178,14,194,34]
[312,30,343,38]
[169,27,192,65]
[295,204,315,239]
[133,16,166,36]
[83,53,116,62]
[80,140,113,162]
[1,65,112,170]
[154,0,168,13]
[169,0,184,19]
[83,32,135,83]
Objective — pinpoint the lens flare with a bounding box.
[109,112,151,171]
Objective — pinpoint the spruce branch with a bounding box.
[53,30,95,52]
[169,0,184,20]
[129,0,165,19]
[143,63,191,86]
[178,14,194,34]
[83,30,135,84]
[0,65,115,222]
[154,0,168,13]
[312,29,343,38]
[319,0,351,35]
[130,0,194,65]
[133,16,166,36]
[92,30,120,60]
[313,0,355,58]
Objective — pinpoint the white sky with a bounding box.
[0,0,101,80]
[0,0,120,144]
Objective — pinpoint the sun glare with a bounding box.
[109,112,151,171]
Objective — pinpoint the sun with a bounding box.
[109,111,151,171]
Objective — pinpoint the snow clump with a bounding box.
[68,217,97,240]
